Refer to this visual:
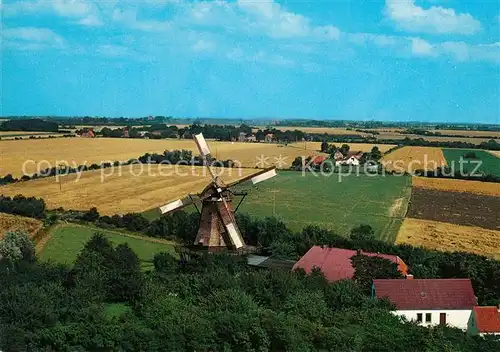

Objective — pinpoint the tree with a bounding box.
[339,144,350,156]
[109,244,143,303]
[0,231,36,269]
[82,207,100,222]
[350,224,375,242]
[153,252,178,274]
[320,141,329,153]
[351,254,403,293]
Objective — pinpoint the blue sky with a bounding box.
[1,0,499,123]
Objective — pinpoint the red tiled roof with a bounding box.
[373,279,477,310]
[292,246,408,282]
[310,156,328,165]
[473,306,500,333]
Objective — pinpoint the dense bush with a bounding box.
[0,195,46,218]
[0,234,497,351]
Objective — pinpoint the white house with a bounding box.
[468,306,500,336]
[372,278,477,330]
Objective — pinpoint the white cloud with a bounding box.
[2,27,66,50]
[77,14,103,27]
[191,39,216,52]
[4,0,103,26]
[385,0,481,35]
[112,8,171,32]
[411,37,435,56]
[96,44,133,58]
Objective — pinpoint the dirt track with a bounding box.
[407,188,500,230]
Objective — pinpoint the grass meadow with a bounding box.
[442,149,500,176]
[39,224,175,269]
[232,171,411,242]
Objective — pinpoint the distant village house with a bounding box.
[78,128,95,138]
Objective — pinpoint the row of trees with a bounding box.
[399,128,498,139]
[0,195,46,218]
[0,232,498,351]
[0,119,59,132]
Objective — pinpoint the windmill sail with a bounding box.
[228,167,277,188]
[193,133,211,156]
[159,196,199,214]
[217,198,244,249]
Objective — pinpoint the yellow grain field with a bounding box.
[0,213,43,240]
[0,165,260,215]
[291,142,397,153]
[396,218,500,259]
[0,138,325,177]
[412,176,500,197]
[488,151,500,158]
[381,146,447,173]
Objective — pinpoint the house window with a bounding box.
[425,313,432,323]
[417,313,423,322]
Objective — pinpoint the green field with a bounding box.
[142,171,411,242]
[442,149,500,176]
[232,171,411,242]
[40,224,175,269]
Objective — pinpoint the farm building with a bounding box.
[333,151,344,161]
[336,151,364,166]
[238,132,246,142]
[372,278,477,330]
[468,306,500,336]
[264,133,274,143]
[78,128,95,138]
[122,128,130,138]
[292,246,408,282]
[310,155,328,166]
[245,134,257,142]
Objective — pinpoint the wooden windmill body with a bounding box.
[158,133,277,251]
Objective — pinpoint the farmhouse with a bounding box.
[336,151,364,166]
[292,246,408,282]
[372,278,477,330]
[310,155,328,166]
[264,133,274,143]
[468,306,500,336]
[333,151,344,161]
[78,128,95,138]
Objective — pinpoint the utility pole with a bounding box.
[270,189,279,216]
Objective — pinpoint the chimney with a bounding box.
[406,274,414,280]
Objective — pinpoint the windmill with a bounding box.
[158,133,277,251]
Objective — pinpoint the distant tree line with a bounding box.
[0,119,59,132]
[399,128,499,139]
